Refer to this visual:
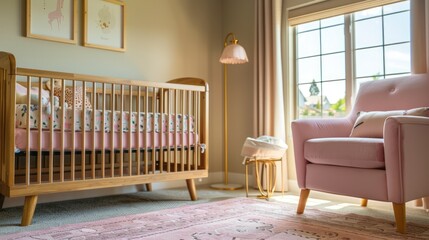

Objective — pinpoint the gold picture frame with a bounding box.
[26,0,77,44]
[84,0,126,52]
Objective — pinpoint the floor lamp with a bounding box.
[211,32,248,190]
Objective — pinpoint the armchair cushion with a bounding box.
[350,107,429,138]
[304,137,385,169]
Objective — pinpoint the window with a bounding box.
[295,1,410,119]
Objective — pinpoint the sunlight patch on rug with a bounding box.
[3,197,429,240]
[271,195,331,206]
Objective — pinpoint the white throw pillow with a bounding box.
[350,107,429,138]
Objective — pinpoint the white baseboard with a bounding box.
[207,171,252,187]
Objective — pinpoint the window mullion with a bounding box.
[345,14,353,113]
[318,23,323,118]
[381,8,386,79]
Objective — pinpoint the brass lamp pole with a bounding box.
[211,32,248,190]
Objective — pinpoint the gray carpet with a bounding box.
[0,186,245,235]
[1,186,428,236]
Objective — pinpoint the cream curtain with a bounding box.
[254,0,287,191]
[412,0,429,211]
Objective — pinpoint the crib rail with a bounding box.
[0,53,209,198]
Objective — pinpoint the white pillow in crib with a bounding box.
[15,83,50,104]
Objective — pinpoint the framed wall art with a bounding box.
[26,0,77,44]
[84,0,126,52]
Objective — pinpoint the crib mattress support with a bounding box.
[8,171,207,198]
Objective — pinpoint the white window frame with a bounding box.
[292,1,415,119]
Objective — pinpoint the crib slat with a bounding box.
[194,91,198,170]
[181,90,185,172]
[152,87,156,174]
[159,88,164,173]
[37,77,42,184]
[92,82,96,179]
[110,83,115,178]
[174,89,178,173]
[136,86,141,175]
[120,84,124,177]
[128,85,132,176]
[187,90,191,171]
[167,89,171,173]
[49,78,54,183]
[25,77,31,185]
[81,81,86,180]
[71,81,76,181]
[101,83,106,178]
[60,79,65,182]
[144,87,148,175]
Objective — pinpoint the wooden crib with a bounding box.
[0,52,209,226]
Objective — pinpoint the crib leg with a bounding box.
[0,194,5,209]
[21,195,38,226]
[145,183,152,192]
[186,179,198,201]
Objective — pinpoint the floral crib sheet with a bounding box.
[15,104,194,133]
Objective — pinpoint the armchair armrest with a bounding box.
[384,116,429,203]
[291,118,354,188]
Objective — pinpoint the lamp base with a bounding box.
[210,183,243,190]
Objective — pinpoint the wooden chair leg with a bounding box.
[392,202,406,234]
[361,198,368,207]
[414,198,423,207]
[297,189,310,214]
[21,195,38,226]
[186,179,197,201]
[423,197,429,211]
[145,183,152,192]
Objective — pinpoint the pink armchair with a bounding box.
[291,74,429,233]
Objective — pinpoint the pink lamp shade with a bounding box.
[219,43,248,64]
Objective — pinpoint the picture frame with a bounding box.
[26,0,77,44]
[84,0,126,52]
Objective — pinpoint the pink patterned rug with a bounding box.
[3,198,429,239]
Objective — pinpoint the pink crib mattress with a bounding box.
[15,129,198,152]
[15,104,194,133]
[14,104,199,152]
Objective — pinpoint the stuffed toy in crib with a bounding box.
[45,78,92,109]
[15,82,60,115]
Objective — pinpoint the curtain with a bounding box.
[411,0,429,211]
[254,0,287,191]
